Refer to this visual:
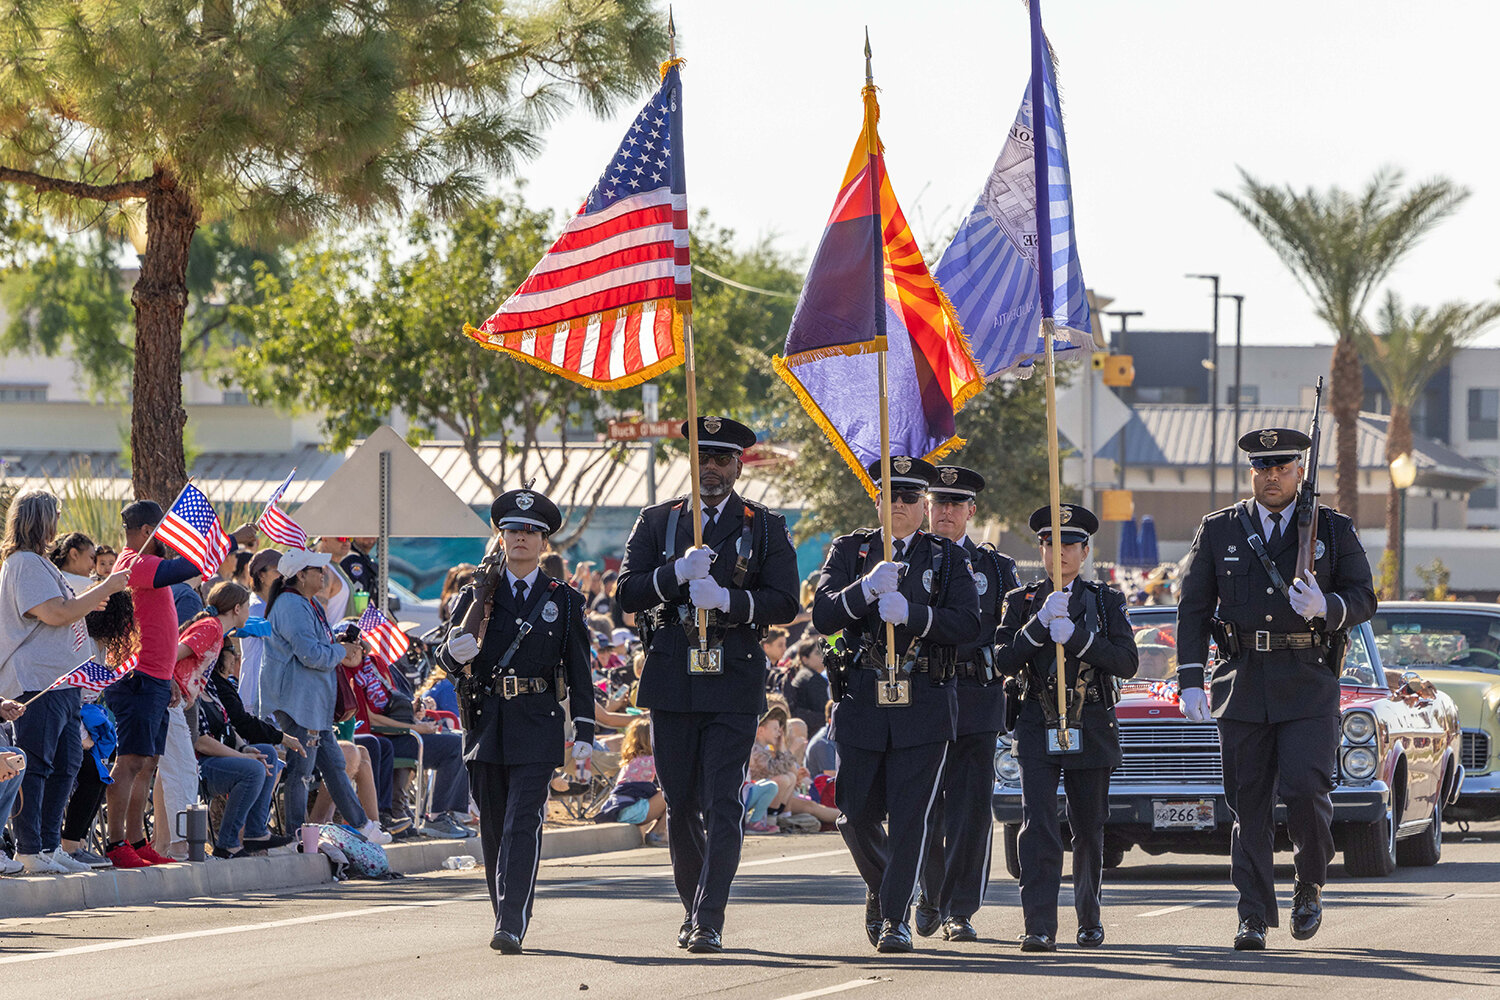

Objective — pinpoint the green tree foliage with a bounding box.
[1218,168,1468,523]
[0,0,665,504]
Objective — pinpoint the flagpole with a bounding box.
[865,31,896,674]
[667,10,709,657]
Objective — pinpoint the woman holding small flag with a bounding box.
[0,490,130,874]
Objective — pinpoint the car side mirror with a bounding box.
[388,594,402,612]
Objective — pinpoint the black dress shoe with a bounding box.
[914,895,942,938]
[686,927,723,954]
[942,916,978,942]
[489,929,523,954]
[865,890,883,948]
[677,920,694,949]
[1077,926,1105,948]
[876,919,913,953]
[1019,932,1057,953]
[1290,880,1323,941]
[1234,916,1268,951]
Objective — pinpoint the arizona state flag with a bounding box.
[773,83,982,496]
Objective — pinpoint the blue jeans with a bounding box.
[387,731,468,814]
[743,779,778,824]
[354,734,395,814]
[199,743,284,849]
[0,746,24,835]
[274,714,368,830]
[13,688,83,854]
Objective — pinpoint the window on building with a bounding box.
[1469,457,1499,510]
[1227,385,1259,405]
[221,390,250,406]
[1469,388,1499,440]
[0,384,47,402]
[1134,386,1195,404]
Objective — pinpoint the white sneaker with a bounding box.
[18,852,69,875]
[0,853,22,875]
[44,848,93,873]
[358,819,392,845]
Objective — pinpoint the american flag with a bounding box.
[53,655,136,694]
[356,606,411,664]
[462,62,690,390]
[156,483,232,577]
[258,469,308,549]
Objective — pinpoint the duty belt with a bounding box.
[1252,631,1326,651]
[490,675,551,699]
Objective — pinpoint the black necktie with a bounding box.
[703,506,717,534]
[892,539,906,563]
[1268,511,1283,546]
[514,579,528,607]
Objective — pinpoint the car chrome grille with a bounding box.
[1115,722,1222,785]
[1461,730,1492,772]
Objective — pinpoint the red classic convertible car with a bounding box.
[993,605,1465,878]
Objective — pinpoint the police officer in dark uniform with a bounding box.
[437,487,595,955]
[812,456,980,954]
[616,416,800,954]
[1176,428,1376,950]
[995,504,1138,952]
[915,466,1018,942]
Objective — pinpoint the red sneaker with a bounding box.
[132,843,174,865]
[105,843,152,869]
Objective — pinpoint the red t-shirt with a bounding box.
[175,617,225,699]
[117,548,177,680]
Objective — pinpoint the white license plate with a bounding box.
[1152,798,1215,830]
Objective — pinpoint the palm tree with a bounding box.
[1218,169,1468,523]
[1357,292,1500,597]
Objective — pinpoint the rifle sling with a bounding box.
[489,580,561,682]
[1235,502,1293,602]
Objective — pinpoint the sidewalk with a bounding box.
[0,823,645,918]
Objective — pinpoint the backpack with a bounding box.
[317,823,392,879]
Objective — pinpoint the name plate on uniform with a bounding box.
[1047,726,1083,755]
[688,647,723,675]
[1152,798,1216,830]
[875,677,912,707]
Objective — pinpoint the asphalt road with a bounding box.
[4,823,1499,1000]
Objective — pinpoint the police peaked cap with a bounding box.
[683,415,757,454]
[1028,503,1098,543]
[1237,427,1311,468]
[930,465,985,502]
[490,488,562,534]
[864,455,937,491]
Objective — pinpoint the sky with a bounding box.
[513,0,1500,349]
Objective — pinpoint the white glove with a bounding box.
[1048,617,1075,644]
[1038,590,1071,625]
[1180,686,1212,723]
[877,591,910,625]
[674,546,714,583]
[688,577,731,612]
[572,742,593,763]
[1288,576,1327,620]
[446,632,479,664]
[860,561,900,600]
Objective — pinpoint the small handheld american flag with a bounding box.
[258,469,308,549]
[56,655,136,694]
[156,484,232,577]
[357,606,411,664]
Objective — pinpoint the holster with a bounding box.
[1325,629,1348,676]
[973,644,999,685]
[1211,618,1242,660]
[1003,675,1023,731]
[825,636,854,700]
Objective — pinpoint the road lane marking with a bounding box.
[538,849,849,892]
[1138,900,1214,917]
[773,978,885,1000]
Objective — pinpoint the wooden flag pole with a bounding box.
[1042,316,1070,746]
[865,31,896,673]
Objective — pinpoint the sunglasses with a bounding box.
[890,491,926,505]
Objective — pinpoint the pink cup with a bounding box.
[300,824,321,854]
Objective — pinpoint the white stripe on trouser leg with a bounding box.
[517,791,547,940]
[904,743,950,914]
[977,794,994,911]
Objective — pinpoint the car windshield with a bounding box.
[1370,610,1500,674]
[1127,611,1382,687]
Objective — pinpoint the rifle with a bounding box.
[455,533,507,674]
[1295,376,1324,583]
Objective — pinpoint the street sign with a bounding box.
[1055,376,1133,455]
[1099,489,1134,522]
[607,419,682,441]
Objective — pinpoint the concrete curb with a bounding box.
[0,823,643,918]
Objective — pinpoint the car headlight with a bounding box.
[1341,745,1378,781]
[994,740,1021,785]
[1341,711,1376,744]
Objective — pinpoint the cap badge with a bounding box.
[703,416,722,434]
[893,456,912,474]
[1259,429,1279,448]
[516,492,534,510]
[1059,506,1073,524]
[939,468,958,486]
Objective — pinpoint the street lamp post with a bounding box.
[1188,274,1221,510]
[1224,293,1245,495]
[1390,453,1417,599]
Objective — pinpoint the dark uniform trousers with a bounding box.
[651,709,759,933]
[1219,715,1337,925]
[918,539,1015,920]
[1176,501,1375,928]
[470,760,554,936]
[835,740,950,920]
[1017,754,1109,938]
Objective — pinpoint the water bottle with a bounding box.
[443,855,477,870]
